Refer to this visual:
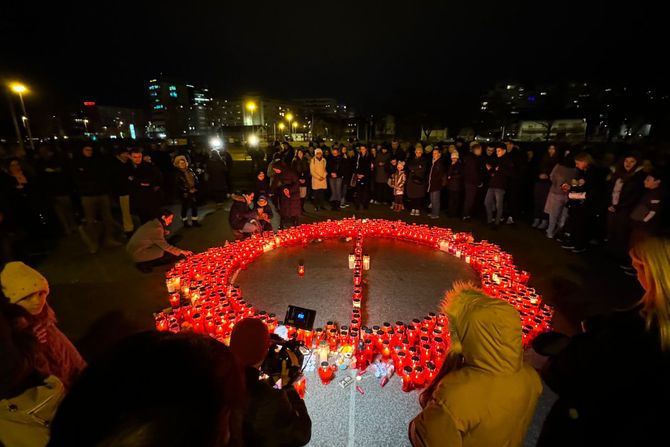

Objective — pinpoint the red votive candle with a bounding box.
[169,294,180,309]
[424,361,437,384]
[413,366,425,388]
[402,366,414,392]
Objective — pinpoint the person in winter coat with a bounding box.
[273,162,301,228]
[126,209,193,272]
[108,147,134,237]
[427,148,446,219]
[230,318,312,447]
[544,155,577,239]
[484,145,514,226]
[560,152,606,254]
[255,195,274,232]
[36,146,77,237]
[292,148,311,212]
[326,147,347,210]
[206,149,231,206]
[389,160,406,212]
[630,169,665,236]
[409,282,542,447]
[174,155,201,228]
[461,143,485,220]
[254,170,270,199]
[353,145,374,211]
[606,153,646,268]
[229,191,262,235]
[406,144,429,216]
[532,145,559,230]
[309,148,328,211]
[0,262,86,392]
[73,146,120,253]
[0,299,65,447]
[129,148,163,225]
[373,146,392,204]
[0,263,86,386]
[535,231,670,447]
[446,152,464,218]
[504,140,526,225]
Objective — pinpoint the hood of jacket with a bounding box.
[441,282,523,374]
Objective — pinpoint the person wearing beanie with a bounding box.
[409,282,542,447]
[126,208,194,273]
[310,148,328,211]
[174,155,201,228]
[255,195,274,232]
[0,262,86,391]
[230,318,312,447]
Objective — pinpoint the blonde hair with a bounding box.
[630,235,670,350]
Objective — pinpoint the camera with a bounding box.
[260,334,304,388]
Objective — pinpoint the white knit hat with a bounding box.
[1,262,49,304]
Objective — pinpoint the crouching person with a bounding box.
[229,190,261,236]
[410,282,542,447]
[126,208,193,273]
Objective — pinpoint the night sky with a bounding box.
[0,0,664,132]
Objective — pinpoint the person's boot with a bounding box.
[537,219,548,230]
[532,218,540,228]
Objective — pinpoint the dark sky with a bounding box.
[0,0,665,129]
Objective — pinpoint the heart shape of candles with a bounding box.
[158,218,552,391]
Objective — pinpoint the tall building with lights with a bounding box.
[146,77,214,138]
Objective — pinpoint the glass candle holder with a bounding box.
[402,366,414,392]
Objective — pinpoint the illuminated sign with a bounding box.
[84,101,96,106]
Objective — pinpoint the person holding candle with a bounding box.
[229,190,262,236]
[389,160,407,212]
[409,282,542,447]
[126,208,194,273]
[230,318,312,447]
[255,195,274,232]
[47,331,245,447]
[534,228,670,447]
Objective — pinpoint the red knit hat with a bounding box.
[229,318,270,367]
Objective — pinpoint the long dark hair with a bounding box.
[0,292,47,399]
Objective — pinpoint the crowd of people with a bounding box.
[2,221,669,446]
[0,142,232,265]
[246,138,666,272]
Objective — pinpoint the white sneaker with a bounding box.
[506,216,514,225]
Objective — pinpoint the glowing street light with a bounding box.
[8,81,34,152]
[10,83,27,94]
[246,101,257,132]
[278,122,286,131]
[248,134,259,147]
[209,136,223,149]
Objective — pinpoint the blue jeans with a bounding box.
[430,191,441,217]
[485,188,505,224]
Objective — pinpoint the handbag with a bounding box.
[350,175,358,188]
[299,186,307,199]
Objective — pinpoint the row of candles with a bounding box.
[156,218,553,391]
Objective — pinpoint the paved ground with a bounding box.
[35,172,642,446]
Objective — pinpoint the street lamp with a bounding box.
[246,101,257,132]
[292,121,298,139]
[8,82,35,152]
[285,113,293,139]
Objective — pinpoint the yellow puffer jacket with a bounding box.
[411,283,542,447]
